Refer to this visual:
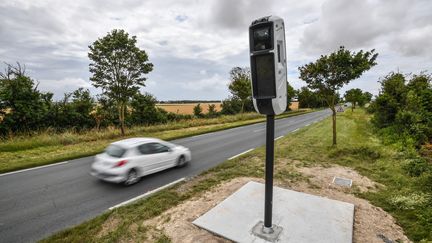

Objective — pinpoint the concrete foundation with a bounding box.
[193,181,354,243]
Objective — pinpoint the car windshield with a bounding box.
[105,145,127,158]
[163,141,176,148]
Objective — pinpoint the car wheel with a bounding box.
[176,155,187,167]
[124,169,140,186]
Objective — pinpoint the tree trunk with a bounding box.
[241,101,244,114]
[118,104,125,136]
[331,107,337,145]
[351,104,354,112]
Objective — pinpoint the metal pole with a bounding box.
[264,114,275,232]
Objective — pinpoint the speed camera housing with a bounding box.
[249,16,287,115]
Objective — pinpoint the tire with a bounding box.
[123,169,140,186]
[176,155,187,167]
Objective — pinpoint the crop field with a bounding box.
[156,103,222,114]
[157,102,300,115]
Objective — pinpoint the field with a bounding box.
[156,103,222,114]
[156,102,300,115]
[43,109,431,242]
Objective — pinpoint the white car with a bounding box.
[90,138,191,185]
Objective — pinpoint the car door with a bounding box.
[136,143,160,176]
[148,143,177,171]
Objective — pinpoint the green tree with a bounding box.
[193,103,203,117]
[207,104,218,118]
[286,83,296,111]
[369,73,406,128]
[299,46,378,145]
[228,67,251,113]
[0,63,52,135]
[344,88,363,111]
[297,87,325,109]
[369,72,431,147]
[129,92,167,125]
[88,29,153,135]
[360,91,373,107]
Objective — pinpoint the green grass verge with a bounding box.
[0,110,313,173]
[41,109,431,242]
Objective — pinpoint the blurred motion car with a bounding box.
[91,138,191,185]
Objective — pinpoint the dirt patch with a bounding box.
[97,215,120,238]
[297,165,382,193]
[293,165,410,243]
[138,165,410,243]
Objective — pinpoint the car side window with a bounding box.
[149,143,170,153]
[137,144,153,155]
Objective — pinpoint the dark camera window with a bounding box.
[253,26,272,51]
[253,54,276,98]
[277,44,281,63]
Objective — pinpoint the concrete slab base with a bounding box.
[193,181,354,243]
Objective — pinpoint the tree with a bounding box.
[129,92,167,125]
[286,83,296,111]
[299,46,378,145]
[88,29,153,135]
[360,91,373,107]
[369,73,406,128]
[207,104,219,118]
[91,95,118,130]
[0,62,52,135]
[344,88,363,111]
[369,72,432,146]
[228,67,251,113]
[193,103,203,117]
[297,86,325,109]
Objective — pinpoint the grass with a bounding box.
[0,110,312,173]
[41,109,432,242]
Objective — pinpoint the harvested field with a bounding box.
[156,103,222,114]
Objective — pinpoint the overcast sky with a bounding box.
[1,0,431,100]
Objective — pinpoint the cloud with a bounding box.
[181,73,229,91]
[300,0,432,58]
[0,0,431,101]
[37,77,94,98]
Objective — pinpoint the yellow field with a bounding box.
[156,101,300,115]
[156,103,222,115]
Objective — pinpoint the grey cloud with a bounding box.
[205,0,275,31]
[299,0,425,56]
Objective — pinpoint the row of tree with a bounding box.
[368,72,432,147]
[0,63,190,136]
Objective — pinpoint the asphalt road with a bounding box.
[0,109,331,242]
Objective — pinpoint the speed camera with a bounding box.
[249,16,287,115]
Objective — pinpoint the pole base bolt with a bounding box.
[251,221,283,242]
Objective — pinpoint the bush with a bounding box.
[193,103,203,118]
[403,158,430,177]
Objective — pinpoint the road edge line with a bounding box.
[109,177,186,210]
[0,161,69,177]
[228,148,254,160]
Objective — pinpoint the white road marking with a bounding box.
[228,148,254,160]
[109,177,186,210]
[0,161,69,177]
[253,128,265,132]
[292,128,299,132]
[305,123,310,127]
[275,136,284,141]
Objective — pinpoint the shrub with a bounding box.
[403,158,430,177]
